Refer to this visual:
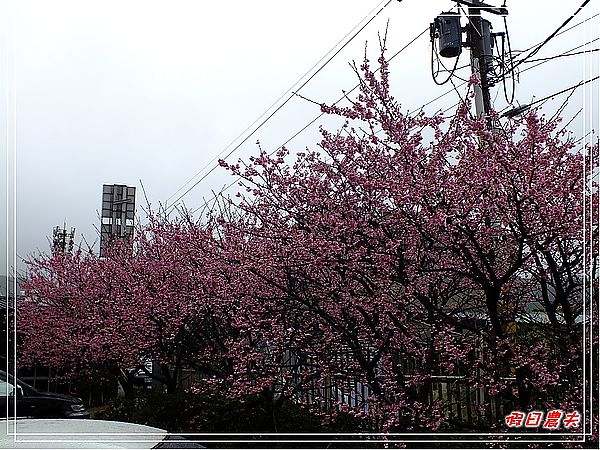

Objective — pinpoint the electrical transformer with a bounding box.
[433,12,462,58]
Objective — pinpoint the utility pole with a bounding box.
[431,1,508,129]
[466,1,492,122]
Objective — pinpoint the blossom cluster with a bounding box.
[18,45,597,435]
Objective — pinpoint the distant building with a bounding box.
[1,275,22,373]
[100,184,136,257]
[0,275,21,310]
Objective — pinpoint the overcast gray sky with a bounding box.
[2,0,598,276]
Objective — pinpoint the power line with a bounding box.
[515,12,599,54]
[501,74,599,118]
[511,0,593,70]
[421,7,599,114]
[431,9,599,108]
[180,27,430,216]
[166,0,393,205]
[170,6,599,214]
[420,35,599,117]
[190,75,600,217]
[497,37,599,116]
[165,0,396,210]
[271,27,428,150]
[252,33,600,158]
[520,37,599,69]
[500,15,516,104]
[527,75,599,109]
[521,48,599,63]
[183,65,598,220]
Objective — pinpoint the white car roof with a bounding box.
[1,419,167,449]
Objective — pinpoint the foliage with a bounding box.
[18,42,598,442]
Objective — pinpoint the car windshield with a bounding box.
[0,380,15,396]
[0,372,35,393]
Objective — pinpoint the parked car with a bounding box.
[0,418,205,449]
[0,370,89,419]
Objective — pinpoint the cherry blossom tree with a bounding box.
[19,244,146,397]
[216,47,597,430]
[18,43,597,437]
[19,217,240,396]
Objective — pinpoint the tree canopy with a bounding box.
[19,49,598,436]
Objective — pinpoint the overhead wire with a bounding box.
[497,36,599,116]
[173,4,599,215]
[526,75,599,109]
[520,48,599,63]
[431,35,464,85]
[513,12,599,56]
[183,27,430,216]
[165,0,396,211]
[501,15,516,104]
[420,7,598,114]
[188,70,598,218]
[499,74,598,119]
[519,37,599,69]
[423,34,599,118]
[432,52,469,110]
[431,8,599,112]
[511,0,592,70]
[430,5,464,86]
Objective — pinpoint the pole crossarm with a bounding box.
[454,0,508,16]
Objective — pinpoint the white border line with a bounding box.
[6,1,598,447]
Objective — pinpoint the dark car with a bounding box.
[0,370,89,419]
